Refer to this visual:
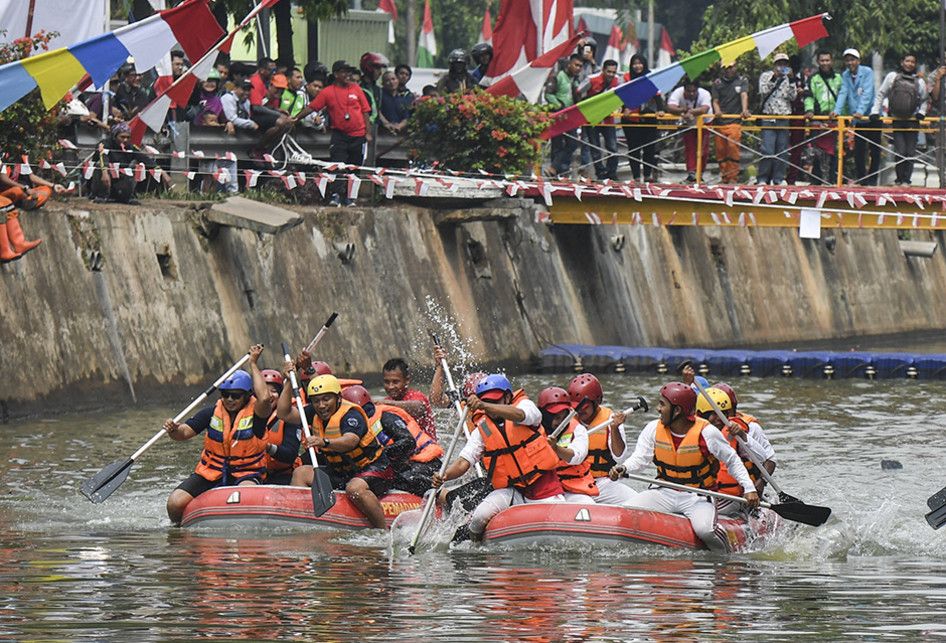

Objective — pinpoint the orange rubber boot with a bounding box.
[0,218,22,262]
[5,209,41,255]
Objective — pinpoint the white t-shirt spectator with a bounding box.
[667,86,714,123]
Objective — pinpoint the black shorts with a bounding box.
[251,108,280,130]
[394,459,441,496]
[265,470,294,485]
[175,472,261,498]
[330,460,396,498]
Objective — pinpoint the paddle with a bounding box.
[621,472,831,527]
[927,484,946,511]
[548,409,578,441]
[304,312,338,353]
[282,341,336,517]
[925,502,946,530]
[431,334,483,478]
[80,353,253,503]
[409,406,472,554]
[585,397,649,435]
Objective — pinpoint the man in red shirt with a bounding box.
[294,61,371,206]
[380,357,437,441]
[248,57,276,107]
[152,50,185,122]
[581,59,621,180]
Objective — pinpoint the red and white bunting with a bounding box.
[384,177,396,199]
[281,174,297,190]
[58,138,77,150]
[347,175,361,199]
[316,174,329,197]
[244,170,261,188]
[134,163,147,183]
[414,178,429,197]
[53,162,67,176]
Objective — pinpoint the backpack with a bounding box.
[888,72,920,118]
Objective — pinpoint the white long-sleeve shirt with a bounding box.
[557,423,589,466]
[747,421,776,462]
[458,399,542,465]
[616,419,756,494]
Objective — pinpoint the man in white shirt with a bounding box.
[610,382,759,552]
[666,80,714,183]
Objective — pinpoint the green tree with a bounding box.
[0,31,64,159]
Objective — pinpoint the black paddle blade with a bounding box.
[926,503,946,530]
[80,457,134,503]
[311,468,337,517]
[777,491,802,505]
[770,501,832,527]
[927,485,946,511]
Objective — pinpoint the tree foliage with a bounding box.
[0,31,64,159]
[406,90,551,174]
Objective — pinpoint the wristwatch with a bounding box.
[323,438,331,450]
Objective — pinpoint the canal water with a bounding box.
[3,372,946,640]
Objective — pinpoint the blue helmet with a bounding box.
[692,376,710,391]
[221,370,253,392]
[475,373,512,398]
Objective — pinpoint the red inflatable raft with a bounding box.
[483,503,781,551]
[180,485,423,530]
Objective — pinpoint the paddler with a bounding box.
[713,381,777,480]
[277,373,392,528]
[431,374,565,541]
[609,381,760,552]
[567,373,637,504]
[164,344,273,526]
[695,387,774,515]
[537,386,598,504]
[341,385,444,496]
[381,358,438,440]
[259,369,302,485]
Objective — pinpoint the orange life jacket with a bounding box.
[716,421,763,495]
[195,398,266,483]
[583,405,616,478]
[555,417,599,496]
[372,403,444,462]
[652,417,719,489]
[474,389,560,490]
[263,410,302,476]
[314,400,382,474]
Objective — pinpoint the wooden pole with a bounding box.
[406,0,417,70]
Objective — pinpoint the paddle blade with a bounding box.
[80,457,134,503]
[777,491,802,505]
[311,468,336,517]
[926,503,946,530]
[770,501,832,527]
[927,485,946,511]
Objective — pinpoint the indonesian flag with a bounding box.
[657,26,675,68]
[377,0,397,45]
[621,22,639,70]
[576,16,589,36]
[417,0,437,67]
[603,23,622,64]
[478,4,493,46]
[487,32,582,103]
[484,0,574,84]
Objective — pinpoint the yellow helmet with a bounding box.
[307,374,342,397]
[695,387,732,415]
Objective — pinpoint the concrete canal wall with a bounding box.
[2,197,946,418]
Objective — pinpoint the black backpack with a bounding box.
[888,72,920,118]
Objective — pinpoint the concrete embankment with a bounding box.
[2,197,945,418]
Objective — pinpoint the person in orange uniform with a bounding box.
[432,374,565,541]
[163,344,273,525]
[0,170,46,262]
[696,386,776,516]
[567,374,636,505]
[259,369,301,485]
[342,384,443,495]
[277,374,391,528]
[610,382,759,551]
[537,387,598,504]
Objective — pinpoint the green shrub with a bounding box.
[406,90,551,175]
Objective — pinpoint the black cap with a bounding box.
[241,78,253,88]
[331,60,356,73]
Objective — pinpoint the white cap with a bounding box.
[773,52,789,63]
[843,48,860,59]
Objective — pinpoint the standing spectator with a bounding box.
[756,52,798,185]
[785,54,809,184]
[152,50,186,122]
[832,48,877,185]
[436,49,477,94]
[666,80,714,183]
[359,52,389,124]
[546,54,582,177]
[215,60,230,88]
[804,50,842,185]
[113,65,150,120]
[710,63,750,184]
[584,59,621,180]
[279,67,308,118]
[379,71,412,134]
[575,40,601,177]
[873,53,927,186]
[621,54,664,182]
[248,57,276,107]
[394,64,416,102]
[293,61,371,206]
[470,43,493,85]
[300,70,326,130]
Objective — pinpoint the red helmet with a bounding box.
[567,373,603,406]
[462,371,487,398]
[659,382,697,421]
[341,384,373,407]
[360,52,390,73]
[301,360,334,382]
[537,387,572,414]
[261,369,283,388]
[713,382,738,409]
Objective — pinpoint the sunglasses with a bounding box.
[220,390,246,400]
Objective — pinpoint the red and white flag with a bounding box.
[478,4,493,46]
[487,32,582,103]
[657,26,675,68]
[621,22,639,70]
[377,0,397,44]
[484,0,574,84]
[603,23,623,64]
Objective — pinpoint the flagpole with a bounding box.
[407,0,416,66]
[939,0,945,187]
[647,0,655,69]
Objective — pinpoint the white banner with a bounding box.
[0,0,109,51]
